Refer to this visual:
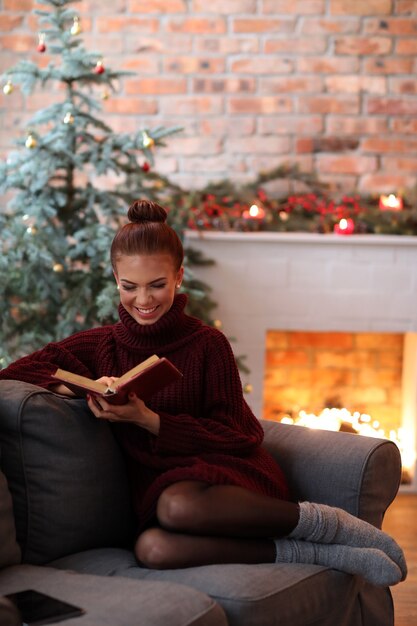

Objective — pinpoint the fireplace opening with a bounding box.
[263,330,416,485]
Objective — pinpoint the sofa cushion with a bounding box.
[0,381,135,565]
[0,467,21,568]
[0,564,227,626]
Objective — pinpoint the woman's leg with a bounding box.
[155,480,406,579]
[135,527,275,570]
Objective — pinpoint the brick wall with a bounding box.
[1,0,417,192]
[264,330,403,434]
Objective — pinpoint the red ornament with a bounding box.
[37,33,46,53]
[94,60,105,74]
[37,42,46,53]
[142,161,150,172]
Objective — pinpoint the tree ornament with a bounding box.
[142,161,150,172]
[3,80,13,95]
[25,133,37,149]
[100,89,110,100]
[142,131,155,149]
[53,263,64,273]
[94,59,105,75]
[37,33,46,53]
[213,319,222,329]
[243,383,253,394]
[70,16,82,36]
[63,112,74,125]
[26,225,37,235]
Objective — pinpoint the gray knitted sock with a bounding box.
[274,538,402,587]
[289,502,407,580]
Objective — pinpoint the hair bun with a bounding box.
[127,200,167,224]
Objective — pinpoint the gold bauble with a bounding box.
[26,226,37,235]
[63,112,74,124]
[25,134,37,149]
[70,17,82,36]
[101,89,110,100]
[53,263,64,273]
[3,80,13,95]
[213,319,222,329]
[142,131,155,149]
[243,383,253,394]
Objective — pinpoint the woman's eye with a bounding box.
[152,283,166,289]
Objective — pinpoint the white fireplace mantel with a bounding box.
[184,230,417,488]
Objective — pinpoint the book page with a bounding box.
[111,354,159,389]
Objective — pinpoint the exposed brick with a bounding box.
[129,0,186,11]
[166,17,226,34]
[312,137,360,152]
[3,0,33,9]
[231,57,293,74]
[301,17,360,34]
[266,331,289,350]
[164,56,225,73]
[363,57,414,74]
[163,136,221,155]
[335,36,392,55]
[159,96,224,115]
[199,116,256,136]
[330,0,392,15]
[195,37,259,54]
[316,154,377,174]
[193,0,256,11]
[391,118,417,133]
[298,95,359,114]
[397,0,417,12]
[359,173,417,193]
[325,75,386,94]
[368,97,417,115]
[97,17,159,33]
[0,15,24,30]
[103,97,158,115]
[227,136,291,154]
[261,76,321,93]
[1,34,34,52]
[397,37,417,54]
[266,349,310,367]
[355,333,403,350]
[289,332,354,349]
[233,18,296,33]
[327,116,388,135]
[121,57,159,73]
[382,156,417,172]
[79,0,127,12]
[259,115,324,134]
[263,0,325,13]
[390,78,417,94]
[229,96,293,114]
[125,78,187,95]
[265,37,327,53]
[297,56,359,73]
[193,77,255,93]
[364,17,417,35]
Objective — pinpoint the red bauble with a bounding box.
[94,61,105,74]
[142,162,150,172]
[37,43,46,53]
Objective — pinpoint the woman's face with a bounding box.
[114,253,183,325]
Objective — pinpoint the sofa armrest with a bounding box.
[261,420,401,529]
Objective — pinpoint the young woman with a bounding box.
[0,200,406,586]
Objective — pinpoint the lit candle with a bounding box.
[379,194,403,211]
[334,218,355,235]
[242,204,266,220]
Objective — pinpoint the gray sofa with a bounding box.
[0,380,402,625]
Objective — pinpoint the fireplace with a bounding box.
[184,230,417,489]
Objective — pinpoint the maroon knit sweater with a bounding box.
[0,294,289,530]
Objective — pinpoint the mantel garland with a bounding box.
[167,164,417,237]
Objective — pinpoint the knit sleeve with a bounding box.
[0,330,104,390]
[154,331,264,456]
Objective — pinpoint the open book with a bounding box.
[52,354,182,405]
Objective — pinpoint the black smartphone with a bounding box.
[5,589,85,625]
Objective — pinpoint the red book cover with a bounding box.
[52,355,182,405]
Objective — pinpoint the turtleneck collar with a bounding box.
[113,293,204,352]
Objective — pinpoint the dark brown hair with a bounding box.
[111,200,184,271]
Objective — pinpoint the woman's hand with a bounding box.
[87,391,160,436]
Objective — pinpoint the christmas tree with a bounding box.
[0,0,217,367]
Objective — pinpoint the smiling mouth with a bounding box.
[135,305,158,314]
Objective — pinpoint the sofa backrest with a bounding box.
[0,380,135,566]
